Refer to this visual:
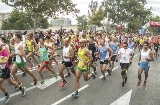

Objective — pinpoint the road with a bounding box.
[0,49,160,105]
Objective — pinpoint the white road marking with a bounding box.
[99,66,119,78]
[110,89,132,105]
[0,86,37,102]
[134,53,140,57]
[51,85,89,105]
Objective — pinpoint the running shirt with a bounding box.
[15,42,26,63]
[118,48,134,63]
[45,42,52,53]
[153,42,159,50]
[77,48,88,69]
[88,43,96,57]
[27,40,34,52]
[99,45,109,61]
[128,42,134,50]
[141,49,150,62]
[63,46,71,62]
[39,46,49,62]
[139,39,144,45]
[0,49,9,69]
[110,41,118,55]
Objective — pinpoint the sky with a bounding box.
[0,0,159,25]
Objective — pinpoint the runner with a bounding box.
[72,39,96,97]
[35,37,58,84]
[98,39,113,80]
[59,38,75,87]
[153,37,159,60]
[11,33,38,86]
[109,37,119,72]
[118,42,134,87]
[137,41,154,86]
[0,40,25,104]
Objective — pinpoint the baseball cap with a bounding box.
[0,40,4,46]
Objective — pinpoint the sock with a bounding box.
[5,92,8,96]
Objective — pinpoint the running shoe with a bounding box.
[41,80,45,85]
[34,77,38,85]
[3,94,10,104]
[65,73,71,77]
[22,72,26,77]
[60,81,67,87]
[122,82,125,87]
[107,70,111,76]
[92,72,96,79]
[101,77,106,80]
[72,91,78,98]
[125,76,128,83]
[22,87,26,97]
[143,80,147,86]
[54,73,59,79]
[137,80,142,86]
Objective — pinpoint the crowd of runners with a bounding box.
[0,30,159,103]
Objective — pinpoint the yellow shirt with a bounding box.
[78,48,88,69]
[27,40,34,51]
[86,34,90,39]
[139,39,144,45]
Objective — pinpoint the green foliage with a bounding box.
[102,0,152,32]
[1,10,49,30]
[76,15,88,30]
[1,10,33,30]
[88,6,105,27]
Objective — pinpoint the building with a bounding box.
[50,18,71,27]
[0,12,11,28]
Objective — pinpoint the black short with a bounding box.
[120,63,129,70]
[0,68,10,79]
[154,49,158,52]
[62,61,73,67]
[100,60,109,64]
[140,44,143,47]
[111,55,117,61]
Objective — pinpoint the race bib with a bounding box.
[77,57,82,62]
[100,59,104,62]
[155,47,157,49]
[141,57,146,61]
[0,64,5,69]
[89,50,92,54]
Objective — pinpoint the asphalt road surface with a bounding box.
[0,49,160,105]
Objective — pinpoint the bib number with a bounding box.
[0,64,5,69]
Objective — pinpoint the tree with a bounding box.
[102,0,152,32]
[88,0,98,17]
[88,6,105,27]
[1,10,49,30]
[1,10,33,30]
[1,0,79,32]
[76,15,88,31]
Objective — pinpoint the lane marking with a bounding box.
[110,89,132,105]
[0,86,37,102]
[51,85,89,105]
[99,66,119,78]
[134,53,140,57]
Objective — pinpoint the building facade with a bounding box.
[50,18,71,27]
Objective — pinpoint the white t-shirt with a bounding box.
[118,48,134,63]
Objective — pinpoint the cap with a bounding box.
[0,40,4,46]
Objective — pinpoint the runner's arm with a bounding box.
[84,49,93,65]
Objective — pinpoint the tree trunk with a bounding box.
[34,13,38,33]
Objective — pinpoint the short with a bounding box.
[62,61,73,67]
[154,49,158,52]
[140,44,143,47]
[0,68,10,79]
[100,60,109,64]
[15,61,26,68]
[77,66,88,72]
[111,55,117,61]
[120,63,129,70]
[139,61,149,73]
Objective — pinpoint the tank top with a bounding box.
[141,49,150,62]
[39,46,49,62]
[88,43,96,56]
[63,46,71,62]
[45,42,52,53]
[78,48,88,69]
[99,45,109,61]
[15,42,26,63]
[27,40,34,52]
[110,41,118,55]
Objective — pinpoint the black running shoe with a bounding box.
[22,72,26,77]
[122,82,125,87]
